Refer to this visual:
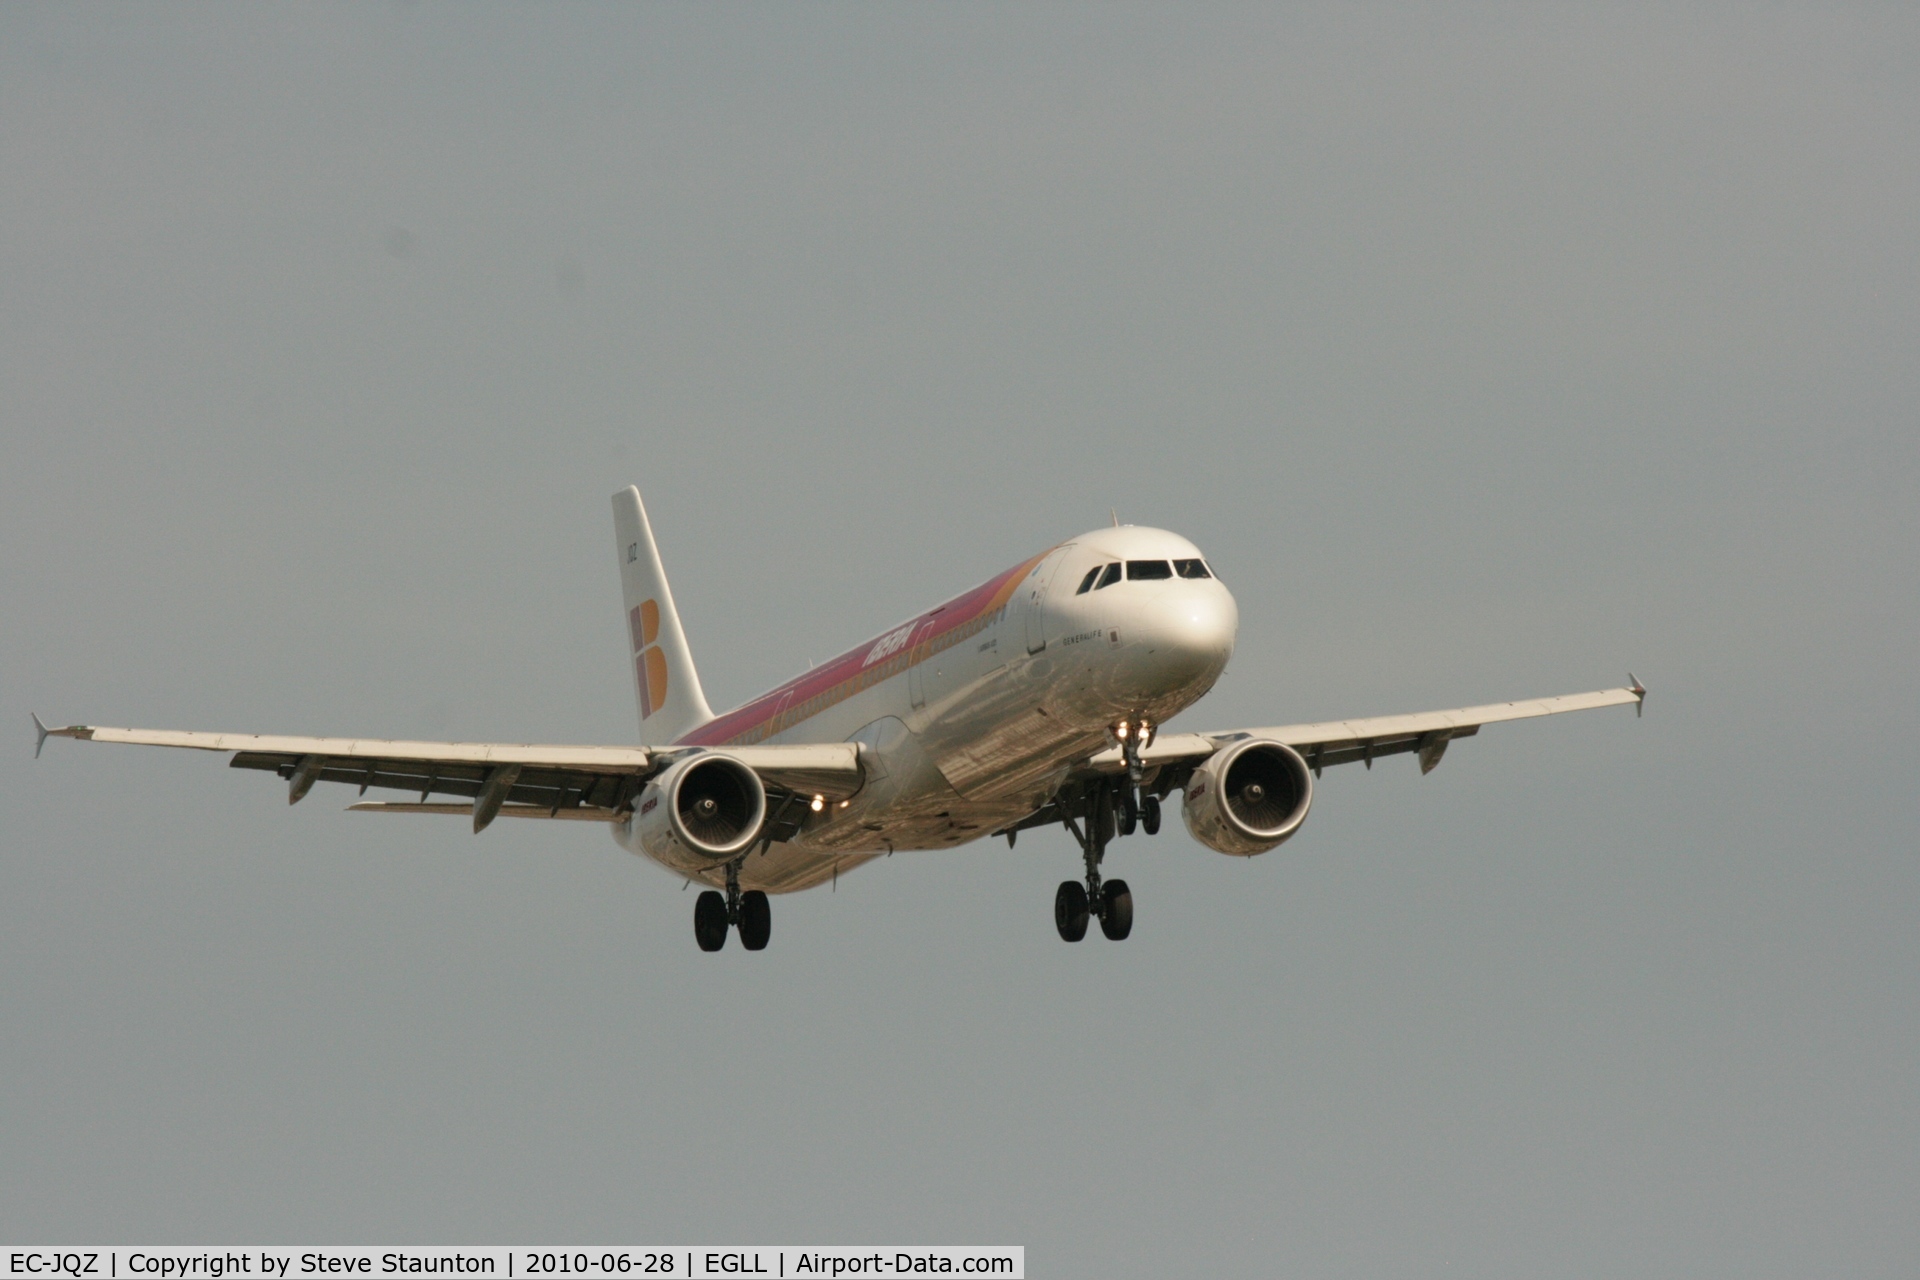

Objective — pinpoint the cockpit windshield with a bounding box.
[1077,557,1213,591]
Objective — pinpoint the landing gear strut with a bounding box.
[694,857,772,952]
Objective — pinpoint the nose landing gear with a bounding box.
[1111,715,1160,838]
[1113,717,1155,787]
[694,857,772,952]
[1117,791,1161,836]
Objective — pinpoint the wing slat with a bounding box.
[39,721,865,820]
[348,802,619,822]
[50,724,655,770]
[1087,684,1642,776]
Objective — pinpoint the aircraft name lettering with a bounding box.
[863,622,920,668]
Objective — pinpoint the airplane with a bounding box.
[35,487,1644,951]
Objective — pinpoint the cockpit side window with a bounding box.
[1126,560,1173,580]
[1075,567,1101,595]
[1095,562,1123,589]
[1174,558,1211,579]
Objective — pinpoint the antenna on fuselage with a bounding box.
[1110,508,1119,527]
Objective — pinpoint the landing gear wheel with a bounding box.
[1119,790,1138,837]
[1054,880,1090,942]
[738,889,771,951]
[1099,879,1133,940]
[1142,795,1161,836]
[694,890,729,952]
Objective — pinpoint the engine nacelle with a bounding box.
[631,753,768,873]
[1181,738,1314,856]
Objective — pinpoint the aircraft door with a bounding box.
[907,616,933,710]
[1022,545,1074,654]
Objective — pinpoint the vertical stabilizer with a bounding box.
[613,487,715,745]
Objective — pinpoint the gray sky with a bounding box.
[4,4,1917,1274]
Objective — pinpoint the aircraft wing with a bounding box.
[31,716,863,832]
[1087,681,1646,778]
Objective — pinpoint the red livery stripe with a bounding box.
[679,549,1053,747]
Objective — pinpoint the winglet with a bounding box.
[1628,673,1647,717]
[30,716,92,756]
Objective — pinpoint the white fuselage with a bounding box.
[613,527,1238,892]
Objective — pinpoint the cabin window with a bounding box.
[1174,558,1211,579]
[1075,567,1101,595]
[1095,562,1123,589]
[1126,560,1173,580]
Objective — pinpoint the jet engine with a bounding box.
[1180,738,1314,856]
[632,752,768,872]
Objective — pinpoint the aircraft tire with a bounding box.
[1142,795,1161,836]
[738,889,772,951]
[1054,881,1089,942]
[1099,880,1133,941]
[694,890,729,952]
[1119,790,1138,837]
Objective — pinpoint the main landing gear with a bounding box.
[1055,775,1155,943]
[1053,716,1162,942]
[695,857,771,952]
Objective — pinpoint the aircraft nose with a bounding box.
[1135,582,1238,684]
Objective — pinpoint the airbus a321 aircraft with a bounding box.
[37,488,1643,951]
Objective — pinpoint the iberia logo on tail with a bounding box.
[630,599,668,718]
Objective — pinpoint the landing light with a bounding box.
[810,795,825,813]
